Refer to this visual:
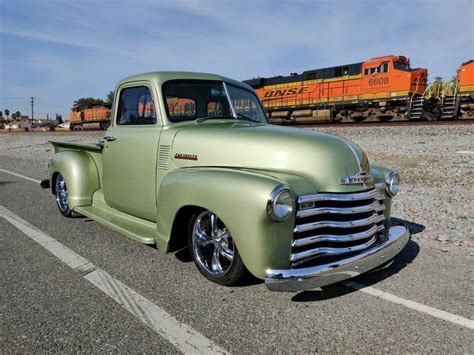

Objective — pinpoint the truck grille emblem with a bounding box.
[340,171,373,185]
[174,153,198,161]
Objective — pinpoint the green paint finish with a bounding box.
[49,149,100,208]
[48,72,399,280]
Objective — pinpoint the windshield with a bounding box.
[162,80,267,123]
[393,60,411,71]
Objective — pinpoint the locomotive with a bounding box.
[244,55,473,124]
[457,60,474,119]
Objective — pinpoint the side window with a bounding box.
[117,86,156,125]
[381,62,389,73]
[364,68,369,75]
[166,97,196,120]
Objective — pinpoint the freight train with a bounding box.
[68,56,474,127]
[69,102,111,130]
[243,55,474,124]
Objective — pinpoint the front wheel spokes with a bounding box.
[210,213,218,239]
[192,210,235,276]
[195,224,213,246]
[219,244,234,261]
[211,246,223,273]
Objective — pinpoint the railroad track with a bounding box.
[296,119,474,129]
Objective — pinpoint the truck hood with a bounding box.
[171,122,370,192]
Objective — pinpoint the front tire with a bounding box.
[188,210,247,286]
[55,174,73,217]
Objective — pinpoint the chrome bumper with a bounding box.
[265,225,409,292]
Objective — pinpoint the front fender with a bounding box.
[156,168,310,279]
[49,150,100,209]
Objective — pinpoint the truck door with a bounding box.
[102,83,161,222]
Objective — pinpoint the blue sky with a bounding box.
[0,0,473,119]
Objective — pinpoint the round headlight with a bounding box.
[267,185,294,221]
[386,171,400,197]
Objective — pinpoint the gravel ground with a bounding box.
[0,124,473,247]
[1,125,473,353]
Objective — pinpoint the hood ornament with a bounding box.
[340,171,373,185]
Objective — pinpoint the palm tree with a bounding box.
[430,76,443,98]
[4,109,9,119]
[106,90,114,105]
[15,111,21,119]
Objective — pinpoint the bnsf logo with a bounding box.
[264,87,308,98]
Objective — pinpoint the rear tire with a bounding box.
[188,210,247,286]
[55,174,73,217]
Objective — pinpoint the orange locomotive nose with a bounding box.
[409,68,428,93]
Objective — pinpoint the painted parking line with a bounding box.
[2,167,474,331]
[0,205,227,354]
[457,151,474,155]
[0,168,41,184]
[344,281,474,330]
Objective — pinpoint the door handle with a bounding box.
[104,136,116,142]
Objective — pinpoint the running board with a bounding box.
[74,190,156,245]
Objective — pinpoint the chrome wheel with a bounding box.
[192,211,235,276]
[55,174,69,213]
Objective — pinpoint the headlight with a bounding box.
[267,185,294,221]
[386,171,400,197]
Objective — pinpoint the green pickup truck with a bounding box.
[45,71,409,292]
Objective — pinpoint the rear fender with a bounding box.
[49,150,100,209]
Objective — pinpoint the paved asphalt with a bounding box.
[1,154,473,353]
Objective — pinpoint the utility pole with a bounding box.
[30,97,34,124]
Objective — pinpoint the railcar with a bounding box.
[69,102,112,130]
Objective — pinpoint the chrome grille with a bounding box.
[292,183,386,268]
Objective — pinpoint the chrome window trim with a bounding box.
[222,82,237,119]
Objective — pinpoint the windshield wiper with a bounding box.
[196,113,261,123]
[195,115,234,123]
[236,113,261,123]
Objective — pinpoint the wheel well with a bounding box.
[168,205,203,252]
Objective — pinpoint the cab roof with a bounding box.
[116,71,251,90]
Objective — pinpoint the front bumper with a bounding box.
[265,225,409,292]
